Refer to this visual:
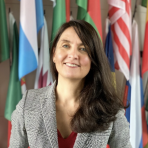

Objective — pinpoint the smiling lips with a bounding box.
[65,63,80,67]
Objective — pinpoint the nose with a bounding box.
[68,47,79,59]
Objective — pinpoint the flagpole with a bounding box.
[132,0,138,22]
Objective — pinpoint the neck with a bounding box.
[56,76,84,104]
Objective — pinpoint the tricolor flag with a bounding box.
[76,0,102,41]
[50,0,67,43]
[125,20,143,148]
[0,0,9,62]
[19,0,44,79]
[108,0,132,80]
[4,12,22,147]
[34,17,53,89]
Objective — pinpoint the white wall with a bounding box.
[0,0,147,147]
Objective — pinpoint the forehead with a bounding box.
[58,27,82,43]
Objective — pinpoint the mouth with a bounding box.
[64,63,80,67]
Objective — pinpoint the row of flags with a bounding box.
[1,0,148,147]
[105,0,148,148]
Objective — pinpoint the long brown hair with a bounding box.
[50,20,124,133]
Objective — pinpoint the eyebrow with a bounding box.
[60,39,84,46]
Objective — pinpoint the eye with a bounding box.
[62,44,69,48]
[79,47,86,52]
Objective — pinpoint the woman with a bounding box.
[9,20,132,148]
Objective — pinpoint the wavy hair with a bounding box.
[50,20,124,133]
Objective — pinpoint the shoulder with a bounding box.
[15,81,56,112]
[108,109,131,147]
[27,81,56,101]
[27,82,55,98]
[111,109,129,133]
[107,109,127,130]
[25,81,56,107]
[114,109,129,127]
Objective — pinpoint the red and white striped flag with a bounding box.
[108,0,132,80]
[34,17,52,89]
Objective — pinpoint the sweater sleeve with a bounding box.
[108,109,132,148]
[9,91,29,148]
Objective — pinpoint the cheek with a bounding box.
[83,57,91,65]
[54,51,66,63]
[81,56,91,68]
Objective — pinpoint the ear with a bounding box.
[53,48,56,63]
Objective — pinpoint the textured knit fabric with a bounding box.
[9,81,132,148]
[58,129,77,148]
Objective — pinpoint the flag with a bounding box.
[142,0,147,7]
[124,81,131,122]
[104,22,116,148]
[5,12,21,123]
[142,0,148,77]
[104,18,110,46]
[142,0,148,127]
[21,77,26,95]
[50,0,66,43]
[99,23,113,147]
[108,0,132,80]
[4,12,22,147]
[66,0,70,22]
[125,20,143,148]
[34,17,53,89]
[0,0,9,62]
[105,18,116,88]
[19,0,44,79]
[105,19,115,73]
[140,69,148,148]
[36,0,44,32]
[76,0,102,41]
[76,0,87,20]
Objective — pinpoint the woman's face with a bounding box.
[53,27,91,80]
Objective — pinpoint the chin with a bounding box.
[65,76,82,80]
[62,74,84,80]
[58,72,86,81]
